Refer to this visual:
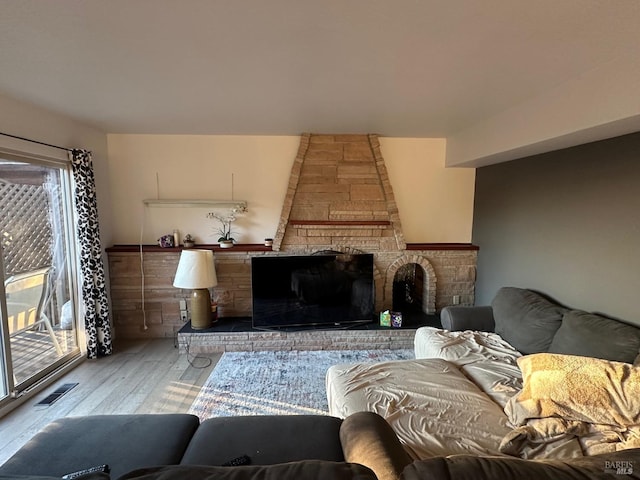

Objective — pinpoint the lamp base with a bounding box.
[190,288,212,330]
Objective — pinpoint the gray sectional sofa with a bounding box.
[440,287,640,364]
[329,287,640,479]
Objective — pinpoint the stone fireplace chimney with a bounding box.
[274,134,405,253]
[271,133,442,315]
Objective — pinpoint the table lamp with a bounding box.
[173,249,217,329]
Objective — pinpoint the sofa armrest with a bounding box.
[440,305,495,332]
[401,449,640,480]
[340,412,412,480]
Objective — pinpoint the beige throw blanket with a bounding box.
[500,353,640,459]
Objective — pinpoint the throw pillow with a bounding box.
[492,287,567,354]
[505,353,640,427]
[548,310,640,364]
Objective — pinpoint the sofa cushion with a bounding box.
[180,415,344,466]
[414,326,521,365]
[0,414,200,479]
[492,287,567,354]
[548,310,640,364]
[118,462,377,480]
[327,358,512,459]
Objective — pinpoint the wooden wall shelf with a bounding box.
[288,220,391,226]
[143,199,247,209]
[106,244,272,253]
[407,243,479,251]
[106,243,478,253]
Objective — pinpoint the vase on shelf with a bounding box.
[219,240,234,248]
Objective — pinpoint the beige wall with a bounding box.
[0,92,111,247]
[380,137,474,243]
[107,134,475,245]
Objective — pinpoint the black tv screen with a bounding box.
[251,253,375,329]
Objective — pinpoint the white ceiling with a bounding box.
[1,0,639,165]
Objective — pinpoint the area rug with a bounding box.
[189,349,413,419]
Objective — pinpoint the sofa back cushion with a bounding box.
[0,414,201,479]
[119,462,377,480]
[548,310,640,364]
[492,287,567,355]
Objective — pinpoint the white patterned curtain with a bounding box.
[70,149,112,358]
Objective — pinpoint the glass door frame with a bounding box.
[0,148,82,406]
[0,252,14,399]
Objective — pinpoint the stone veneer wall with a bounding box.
[274,134,405,252]
[107,247,476,339]
[108,249,258,339]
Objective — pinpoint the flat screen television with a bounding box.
[251,253,375,330]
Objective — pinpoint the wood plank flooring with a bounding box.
[0,338,221,464]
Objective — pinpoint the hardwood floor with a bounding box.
[0,338,221,464]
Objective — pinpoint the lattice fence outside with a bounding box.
[0,181,55,277]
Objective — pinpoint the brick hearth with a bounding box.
[177,317,441,354]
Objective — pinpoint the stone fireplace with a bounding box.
[106,133,477,346]
[272,133,440,315]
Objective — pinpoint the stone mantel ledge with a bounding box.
[106,243,479,253]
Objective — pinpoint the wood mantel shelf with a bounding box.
[406,243,479,251]
[288,220,391,226]
[105,243,478,253]
[106,244,272,253]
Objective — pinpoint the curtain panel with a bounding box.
[70,149,112,358]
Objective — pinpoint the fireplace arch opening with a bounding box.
[392,263,424,315]
[384,255,436,317]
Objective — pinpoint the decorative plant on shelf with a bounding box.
[207,207,246,247]
[183,234,195,248]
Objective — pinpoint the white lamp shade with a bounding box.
[173,249,218,289]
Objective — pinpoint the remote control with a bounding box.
[61,464,110,479]
[222,454,251,466]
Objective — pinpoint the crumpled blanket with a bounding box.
[500,353,640,459]
[414,327,524,408]
[500,417,640,459]
[414,326,522,366]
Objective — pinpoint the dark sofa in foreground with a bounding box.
[2,411,639,480]
[0,414,365,480]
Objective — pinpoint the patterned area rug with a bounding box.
[189,349,413,418]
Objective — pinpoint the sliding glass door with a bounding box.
[0,155,80,401]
